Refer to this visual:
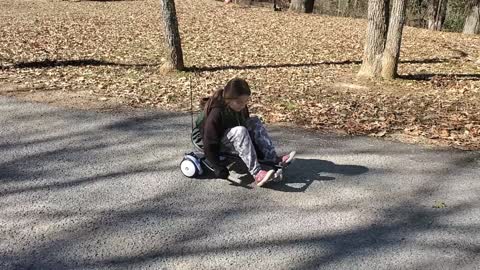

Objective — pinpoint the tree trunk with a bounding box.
[290,0,315,13]
[290,0,305,12]
[160,0,184,72]
[338,0,349,16]
[348,0,360,16]
[358,0,389,78]
[427,0,448,31]
[305,0,315,13]
[463,0,480,34]
[382,0,407,79]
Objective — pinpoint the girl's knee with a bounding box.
[246,116,262,128]
[248,116,261,123]
[229,126,249,137]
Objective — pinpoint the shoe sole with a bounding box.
[281,151,297,166]
[256,170,275,187]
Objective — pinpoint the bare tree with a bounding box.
[358,0,389,77]
[358,0,407,79]
[274,0,282,11]
[382,0,408,78]
[463,0,480,34]
[290,0,316,13]
[337,0,359,16]
[346,0,361,16]
[427,0,448,30]
[160,0,184,72]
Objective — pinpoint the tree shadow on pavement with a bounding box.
[2,99,478,270]
[0,100,188,197]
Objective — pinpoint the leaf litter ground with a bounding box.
[1,0,480,149]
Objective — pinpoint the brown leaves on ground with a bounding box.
[1,0,479,149]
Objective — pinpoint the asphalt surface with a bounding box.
[1,96,479,270]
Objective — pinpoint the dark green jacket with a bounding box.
[191,105,249,167]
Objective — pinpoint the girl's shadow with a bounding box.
[226,158,369,192]
[268,158,369,192]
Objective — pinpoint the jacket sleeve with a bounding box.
[203,108,224,168]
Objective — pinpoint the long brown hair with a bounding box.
[201,78,251,116]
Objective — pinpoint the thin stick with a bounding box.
[190,74,194,131]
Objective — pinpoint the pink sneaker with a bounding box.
[279,151,296,167]
[254,169,275,187]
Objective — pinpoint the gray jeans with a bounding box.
[221,116,277,176]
